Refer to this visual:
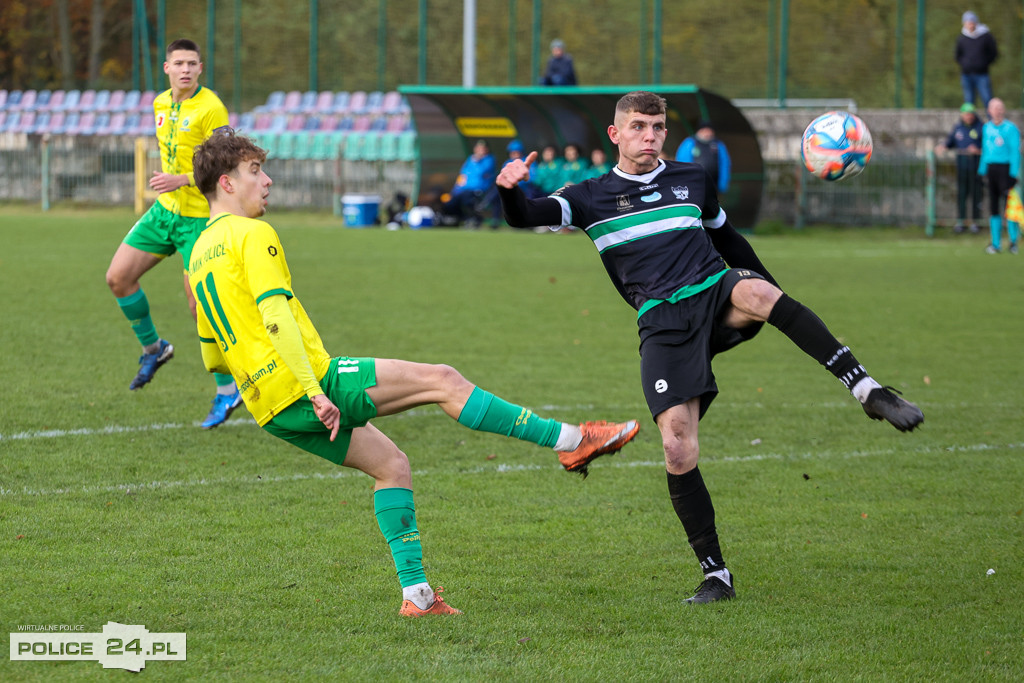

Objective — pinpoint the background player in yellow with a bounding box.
[189,130,639,616]
[104,38,241,429]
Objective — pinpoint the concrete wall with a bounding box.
[744,108,1024,161]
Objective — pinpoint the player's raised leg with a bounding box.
[367,359,639,475]
[106,242,175,390]
[727,278,924,432]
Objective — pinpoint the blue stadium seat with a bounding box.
[330,92,350,114]
[6,91,23,110]
[35,90,52,110]
[121,90,140,112]
[255,91,285,113]
[299,90,318,113]
[31,112,51,134]
[62,90,81,111]
[303,116,320,131]
[0,90,8,111]
[237,112,255,132]
[0,112,15,133]
[93,90,111,111]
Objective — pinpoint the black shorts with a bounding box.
[638,268,765,421]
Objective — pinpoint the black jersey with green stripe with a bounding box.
[550,160,728,312]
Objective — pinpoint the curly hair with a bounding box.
[193,129,267,198]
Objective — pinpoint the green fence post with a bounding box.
[41,138,50,212]
[795,162,806,229]
[925,148,936,237]
[894,0,903,108]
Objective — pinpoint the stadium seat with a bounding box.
[385,114,407,133]
[6,90,23,110]
[337,115,355,131]
[310,131,331,160]
[0,112,15,133]
[136,91,156,112]
[259,131,280,158]
[344,132,366,161]
[253,113,273,130]
[61,112,81,134]
[78,90,97,111]
[314,90,334,113]
[237,111,255,132]
[68,112,93,135]
[299,90,318,113]
[347,91,368,114]
[44,112,66,134]
[107,89,126,111]
[45,90,65,112]
[379,132,399,161]
[365,91,384,115]
[269,114,288,132]
[35,90,52,110]
[397,131,417,162]
[317,114,339,131]
[282,90,302,114]
[303,116,320,131]
[369,116,387,132]
[276,131,297,159]
[292,132,315,160]
[286,115,305,132]
[82,112,106,135]
[93,90,111,111]
[14,112,36,134]
[122,113,140,135]
[61,90,81,111]
[381,91,402,115]
[0,90,7,111]
[30,112,51,134]
[101,112,125,135]
[121,90,141,112]
[352,115,372,132]
[254,90,285,113]
[330,91,350,114]
[15,90,37,111]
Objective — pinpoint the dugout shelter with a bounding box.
[399,85,764,228]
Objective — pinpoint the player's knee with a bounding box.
[432,363,472,395]
[734,278,782,319]
[662,431,699,472]
[378,444,412,484]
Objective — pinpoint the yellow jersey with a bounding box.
[189,213,332,425]
[153,86,229,217]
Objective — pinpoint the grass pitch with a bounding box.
[1,206,1022,681]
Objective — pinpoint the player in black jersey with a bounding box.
[496,91,924,604]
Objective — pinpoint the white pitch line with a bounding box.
[2,441,1022,499]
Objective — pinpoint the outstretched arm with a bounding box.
[496,151,564,228]
[707,220,780,288]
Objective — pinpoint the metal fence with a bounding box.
[0,131,981,230]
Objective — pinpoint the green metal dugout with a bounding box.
[399,85,764,228]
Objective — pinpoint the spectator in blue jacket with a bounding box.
[935,102,984,233]
[977,98,1020,253]
[541,39,577,86]
[956,11,998,108]
[441,139,496,226]
[675,120,732,194]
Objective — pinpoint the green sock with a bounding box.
[373,488,427,588]
[214,372,235,389]
[457,387,561,448]
[117,289,159,347]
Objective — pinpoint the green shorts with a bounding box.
[123,201,208,267]
[262,357,379,465]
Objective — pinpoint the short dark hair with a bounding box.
[193,129,267,198]
[166,38,201,59]
[615,91,667,117]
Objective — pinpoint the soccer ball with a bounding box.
[801,111,873,181]
[405,205,435,229]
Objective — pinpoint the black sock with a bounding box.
[767,293,867,390]
[667,467,725,574]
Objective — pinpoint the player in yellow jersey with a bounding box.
[189,129,640,616]
[104,38,241,429]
